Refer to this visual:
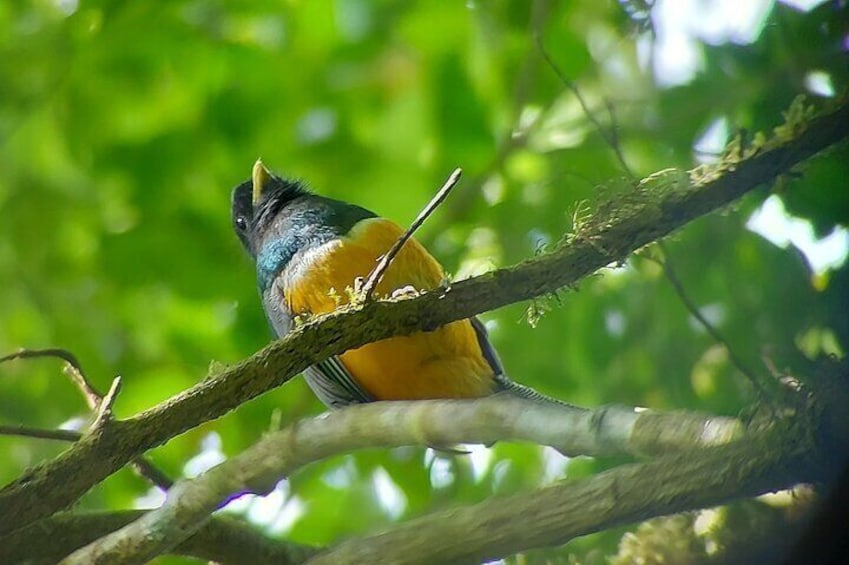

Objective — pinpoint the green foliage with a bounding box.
[0,0,845,562]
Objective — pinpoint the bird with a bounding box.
[232,160,561,409]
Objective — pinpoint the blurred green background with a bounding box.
[1,0,847,562]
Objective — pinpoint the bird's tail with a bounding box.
[495,375,579,409]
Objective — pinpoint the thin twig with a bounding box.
[131,460,174,490]
[0,348,102,409]
[603,97,633,178]
[64,365,101,411]
[1,352,173,490]
[760,348,783,380]
[652,243,768,398]
[534,31,634,178]
[92,376,122,432]
[359,168,463,302]
[0,424,172,488]
[0,425,82,442]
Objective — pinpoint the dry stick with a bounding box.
[2,510,316,565]
[130,459,175,490]
[359,168,463,302]
[534,32,633,177]
[0,425,82,442]
[0,350,173,490]
[0,348,102,409]
[92,376,123,431]
[651,243,769,398]
[0,424,173,489]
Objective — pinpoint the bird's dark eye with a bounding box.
[235,216,248,231]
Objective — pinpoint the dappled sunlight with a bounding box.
[651,0,774,85]
[425,450,456,489]
[321,456,357,489]
[372,467,407,520]
[466,443,494,482]
[694,117,729,163]
[747,195,849,275]
[805,70,836,98]
[182,432,226,478]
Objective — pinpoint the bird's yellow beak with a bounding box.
[252,159,272,205]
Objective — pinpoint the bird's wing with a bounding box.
[304,358,374,408]
[469,316,505,376]
[261,275,373,408]
[470,315,573,405]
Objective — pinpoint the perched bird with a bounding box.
[232,160,558,408]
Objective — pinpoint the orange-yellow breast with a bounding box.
[283,217,496,400]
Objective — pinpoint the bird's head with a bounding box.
[231,159,308,257]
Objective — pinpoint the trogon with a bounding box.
[232,160,559,408]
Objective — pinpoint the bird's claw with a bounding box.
[391,285,420,299]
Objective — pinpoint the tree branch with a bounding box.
[0,353,172,491]
[310,358,849,564]
[62,398,743,563]
[649,243,769,397]
[90,376,122,432]
[309,422,817,564]
[0,348,101,409]
[359,168,462,302]
[0,425,81,442]
[1,99,847,536]
[0,510,316,565]
[535,24,635,178]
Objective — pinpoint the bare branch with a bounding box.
[534,29,634,178]
[308,423,812,565]
[0,425,81,442]
[0,510,315,565]
[91,376,122,432]
[359,168,462,302]
[0,354,171,491]
[129,459,173,491]
[647,244,769,397]
[0,425,171,490]
[62,398,743,563]
[0,348,101,409]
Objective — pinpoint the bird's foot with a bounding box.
[391,285,420,299]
